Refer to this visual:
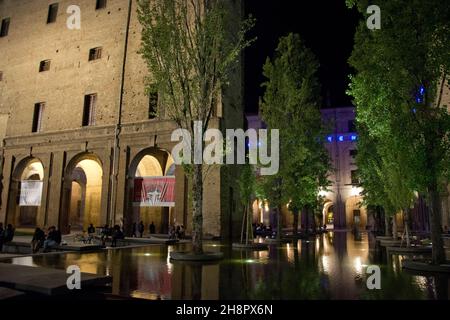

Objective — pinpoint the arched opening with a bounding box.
[126,148,175,236]
[7,157,44,228]
[60,154,103,234]
[323,201,334,229]
[345,195,367,230]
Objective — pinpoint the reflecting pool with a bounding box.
[3,232,449,300]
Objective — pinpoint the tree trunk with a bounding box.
[292,208,299,236]
[404,208,411,247]
[247,200,253,244]
[192,164,203,254]
[240,204,246,244]
[428,183,446,264]
[277,205,282,241]
[384,215,390,237]
[392,214,397,240]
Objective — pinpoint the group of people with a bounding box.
[169,224,185,240]
[0,223,15,252]
[99,224,125,247]
[131,221,158,238]
[31,226,62,253]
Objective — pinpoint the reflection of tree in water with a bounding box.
[247,241,330,299]
[360,266,428,300]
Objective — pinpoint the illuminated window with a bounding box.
[89,47,102,61]
[39,60,51,72]
[0,18,10,37]
[351,170,359,185]
[47,3,59,24]
[96,0,107,10]
[32,103,45,133]
[83,94,97,126]
[148,88,158,119]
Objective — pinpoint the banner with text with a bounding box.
[19,180,43,206]
[133,177,175,207]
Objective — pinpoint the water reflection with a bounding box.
[3,232,449,300]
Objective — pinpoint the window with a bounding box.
[83,94,97,126]
[47,3,59,23]
[0,18,10,37]
[351,170,359,185]
[32,103,45,133]
[348,120,356,132]
[39,60,51,72]
[148,88,158,119]
[96,0,107,10]
[89,47,102,61]
[349,149,358,158]
[0,71,3,81]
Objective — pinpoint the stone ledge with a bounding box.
[170,251,224,262]
[232,243,268,251]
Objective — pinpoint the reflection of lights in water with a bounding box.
[354,256,363,274]
[315,238,320,251]
[286,243,294,263]
[245,259,255,263]
[321,255,330,274]
[144,253,152,257]
[166,247,173,274]
[131,290,164,300]
[413,276,429,291]
[11,256,37,267]
[105,267,110,277]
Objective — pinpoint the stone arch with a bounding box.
[322,200,334,228]
[125,147,175,236]
[345,195,367,230]
[6,156,44,228]
[60,152,103,234]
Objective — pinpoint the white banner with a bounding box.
[19,180,43,206]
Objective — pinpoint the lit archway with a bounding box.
[126,148,175,236]
[7,157,44,228]
[323,201,334,229]
[345,195,367,230]
[60,153,103,233]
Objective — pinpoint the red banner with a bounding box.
[133,177,175,207]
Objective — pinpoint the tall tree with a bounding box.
[260,33,330,238]
[347,0,450,263]
[138,0,254,254]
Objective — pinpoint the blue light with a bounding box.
[415,85,425,104]
[327,136,333,142]
[338,136,344,142]
[351,135,357,141]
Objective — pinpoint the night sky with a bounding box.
[243,0,361,113]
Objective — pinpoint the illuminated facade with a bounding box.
[0,0,244,238]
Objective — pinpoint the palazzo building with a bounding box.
[0,0,245,238]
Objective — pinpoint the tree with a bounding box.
[347,0,450,263]
[138,0,254,254]
[260,33,330,238]
[238,162,256,245]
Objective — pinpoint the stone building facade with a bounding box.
[0,0,245,238]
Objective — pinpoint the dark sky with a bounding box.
[243,0,361,113]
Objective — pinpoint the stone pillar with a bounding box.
[47,151,66,229]
[174,166,187,229]
[0,154,14,225]
[36,153,51,228]
[99,148,112,226]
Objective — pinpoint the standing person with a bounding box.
[149,222,156,235]
[87,224,96,244]
[132,222,137,238]
[101,224,110,246]
[31,227,45,253]
[3,224,15,243]
[111,225,124,247]
[0,223,4,252]
[138,221,145,238]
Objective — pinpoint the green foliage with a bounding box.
[138,0,255,132]
[238,162,256,206]
[260,33,331,213]
[348,0,450,206]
